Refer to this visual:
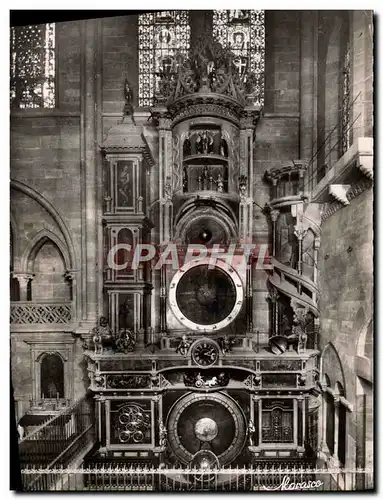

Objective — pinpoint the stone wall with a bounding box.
[318,186,373,469]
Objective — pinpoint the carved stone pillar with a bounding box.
[313,237,321,285]
[81,19,99,324]
[331,397,341,467]
[13,273,34,301]
[160,264,167,334]
[294,226,307,277]
[239,110,259,243]
[268,288,279,336]
[157,113,173,245]
[318,383,330,457]
[269,210,279,257]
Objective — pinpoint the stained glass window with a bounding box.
[138,11,190,107]
[213,10,265,106]
[10,23,55,109]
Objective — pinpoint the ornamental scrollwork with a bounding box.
[106,374,151,389]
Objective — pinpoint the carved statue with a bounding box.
[176,334,191,357]
[93,331,103,354]
[183,165,188,192]
[207,60,216,90]
[248,419,256,446]
[202,131,209,154]
[219,138,228,157]
[207,131,215,154]
[218,335,235,355]
[92,316,113,354]
[124,79,134,117]
[164,175,172,200]
[159,419,167,448]
[239,175,248,198]
[183,133,192,157]
[291,304,309,353]
[196,132,203,154]
[216,173,224,193]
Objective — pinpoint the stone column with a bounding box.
[331,396,341,467]
[268,288,279,336]
[13,273,34,301]
[239,112,258,243]
[80,19,99,325]
[157,114,172,245]
[318,384,330,459]
[300,12,315,163]
[313,237,320,285]
[269,210,279,257]
[294,226,307,276]
[252,395,260,448]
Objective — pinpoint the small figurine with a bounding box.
[196,132,203,154]
[219,138,228,157]
[159,419,167,448]
[206,376,218,388]
[201,130,209,154]
[219,335,234,356]
[183,133,192,157]
[164,175,172,200]
[216,173,224,193]
[176,334,191,357]
[123,79,134,118]
[17,421,25,441]
[207,131,214,154]
[92,316,113,353]
[248,419,256,446]
[183,165,188,192]
[93,330,103,354]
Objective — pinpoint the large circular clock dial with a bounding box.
[169,258,243,331]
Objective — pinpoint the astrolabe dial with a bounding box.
[191,340,219,367]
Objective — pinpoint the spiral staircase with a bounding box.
[264,161,321,341]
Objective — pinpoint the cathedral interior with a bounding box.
[10,10,374,491]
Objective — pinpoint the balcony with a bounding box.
[311,137,373,204]
[10,301,74,331]
[264,161,308,209]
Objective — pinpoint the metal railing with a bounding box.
[304,92,361,191]
[20,465,373,492]
[19,395,95,481]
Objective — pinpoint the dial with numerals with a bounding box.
[191,340,219,367]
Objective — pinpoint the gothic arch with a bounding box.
[10,210,21,270]
[356,318,373,358]
[10,179,77,269]
[35,350,68,364]
[20,229,71,274]
[321,342,346,396]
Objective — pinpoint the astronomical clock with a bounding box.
[82,30,320,484]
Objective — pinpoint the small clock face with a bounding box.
[192,341,219,367]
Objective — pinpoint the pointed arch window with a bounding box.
[213,10,265,106]
[10,23,55,109]
[138,11,191,107]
